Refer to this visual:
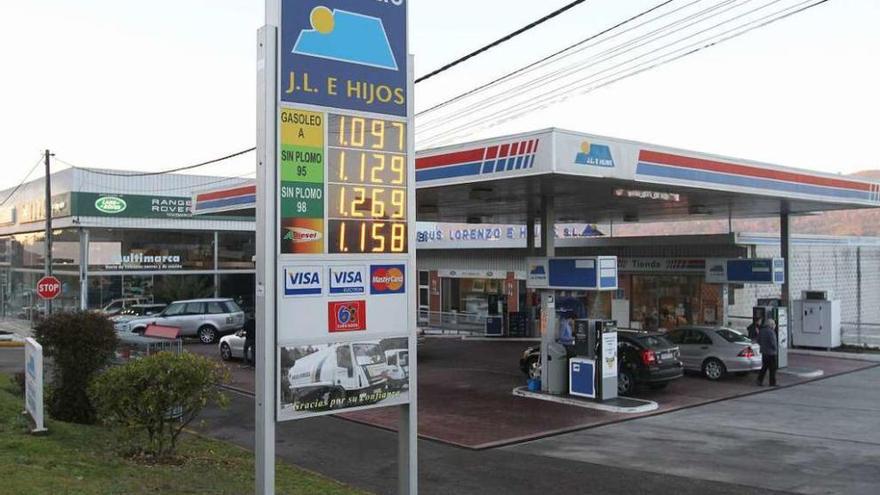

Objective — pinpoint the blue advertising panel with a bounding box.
[726,258,785,285]
[528,257,618,291]
[281,0,408,117]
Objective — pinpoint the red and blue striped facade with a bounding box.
[637,150,880,204]
[416,139,540,182]
[193,185,257,214]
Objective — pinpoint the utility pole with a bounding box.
[44,149,54,316]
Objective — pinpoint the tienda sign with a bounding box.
[36,276,62,300]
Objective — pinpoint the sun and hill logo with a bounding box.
[574,141,615,168]
[294,6,399,71]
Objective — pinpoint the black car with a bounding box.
[519,330,683,396]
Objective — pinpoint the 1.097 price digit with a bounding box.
[329,114,406,153]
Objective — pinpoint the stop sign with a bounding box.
[36,276,62,300]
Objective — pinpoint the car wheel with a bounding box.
[618,369,635,396]
[198,326,218,345]
[702,358,727,381]
[220,343,233,361]
[132,327,145,335]
[526,356,541,379]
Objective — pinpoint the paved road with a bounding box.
[509,365,880,495]
[198,388,791,495]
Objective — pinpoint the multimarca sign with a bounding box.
[281,0,408,116]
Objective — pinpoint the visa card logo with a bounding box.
[371,265,405,295]
[575,141,615,168]
[329,266,367,295]
[284,266,323,297]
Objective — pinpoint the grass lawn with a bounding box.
[0,375,367,495]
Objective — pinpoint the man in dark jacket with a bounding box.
[747,316,761,340]
[756,318,778,387]
[243,316,256,367]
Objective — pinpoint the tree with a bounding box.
[90,352,229,460]
[33,311,119,424]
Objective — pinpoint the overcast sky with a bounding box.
[0,0,877,191]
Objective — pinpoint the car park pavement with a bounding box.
[508,363,880,495]
[187,338,877,449]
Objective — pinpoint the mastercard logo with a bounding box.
[371,265,405,294]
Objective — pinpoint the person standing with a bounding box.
[747,315,761,340]
[243,316,256,367]
[756,318,778,387]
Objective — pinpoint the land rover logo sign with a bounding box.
[94,196,127,214]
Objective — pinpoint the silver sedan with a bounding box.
[666,326,762,380]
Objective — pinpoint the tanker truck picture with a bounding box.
[285,340,391,411]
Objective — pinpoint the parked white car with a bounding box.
[219,329,251,362]
[666,326,762,380]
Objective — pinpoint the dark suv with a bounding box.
[519,330,683,396]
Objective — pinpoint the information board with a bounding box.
[274,0,412,422]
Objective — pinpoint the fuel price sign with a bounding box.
[327,114,408,254]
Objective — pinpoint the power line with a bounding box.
[416,0,677,117]
[415,0,591,84]
[57,147,256,178]
[0,155,45,207]
[420,0,832,147]
[418,0,743,135]
[424,0,828,146]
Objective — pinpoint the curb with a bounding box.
[790,348,880,363]
[512,387,658,414]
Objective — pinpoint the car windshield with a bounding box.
[353,344,384,365]
[636,334,675,349]
[716,328,751,343]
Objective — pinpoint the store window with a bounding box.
[218,232,256,269]
[3,229,80,270]
[441,277,504,318]
[220,274,255,315]
[631,275,702,331]
[89,229,213,272]
[418,271,429,324]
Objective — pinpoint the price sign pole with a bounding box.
[257,1,416,494]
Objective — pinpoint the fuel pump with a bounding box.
[569,319,618,400]
[753,299,789,369]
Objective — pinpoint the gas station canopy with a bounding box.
[414,128,880,225]
[193,128,880,224]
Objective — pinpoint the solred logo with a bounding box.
[370,265,405,295]
[328,301,367,333]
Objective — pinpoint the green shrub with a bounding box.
[89,352,230,460]
[33,311,118,424]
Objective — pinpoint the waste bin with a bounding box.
[547,343,569,395]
